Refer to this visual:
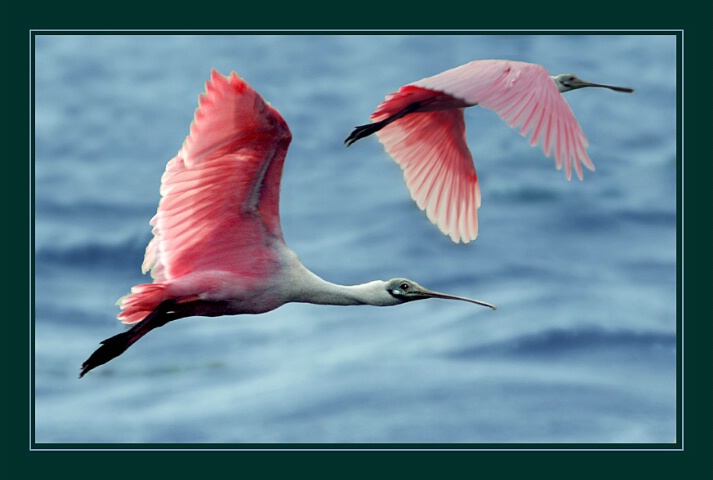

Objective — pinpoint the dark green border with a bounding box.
[6,1,711,477]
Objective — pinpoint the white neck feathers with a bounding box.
[288,268,396,307]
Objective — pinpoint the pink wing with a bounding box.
[373,86,481,243]
[373,60,592,243]
[415,59,593,180]
[118,70,291,323]
[143,69,291,282]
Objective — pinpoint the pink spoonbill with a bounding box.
[79,69,496,378]
[345,59,634,244]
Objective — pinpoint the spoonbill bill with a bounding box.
[345,59,634,244]
[79,69,495,378]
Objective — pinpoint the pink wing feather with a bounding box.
[120,70,291,323]
[373,59,592,243]
[417,60,593,179]
[373,86,480,243]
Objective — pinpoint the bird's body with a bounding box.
[345,59,634,244]
[80,69,495,378]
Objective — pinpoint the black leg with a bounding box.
[79,301,178,378]
[344,101,422,147]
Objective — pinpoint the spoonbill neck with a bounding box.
[293,271,395,307]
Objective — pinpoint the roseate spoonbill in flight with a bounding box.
[345,59,634,244]
[79,69,496,378]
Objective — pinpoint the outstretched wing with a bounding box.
[372,86,480,243]
[142,69,292,282]
[415,59,593,180]
[372,59,593,243]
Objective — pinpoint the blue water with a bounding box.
[34,33,677,444]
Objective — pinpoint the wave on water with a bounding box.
[35,235,148,271]
[445,326,676,361]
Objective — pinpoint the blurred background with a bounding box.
[34,33,677,444]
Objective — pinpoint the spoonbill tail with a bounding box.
[345,59,634,244]
[79,70,495,378]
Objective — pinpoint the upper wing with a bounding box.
[142,69,292,282]
[372,86,480,243]
[414,59,594,180]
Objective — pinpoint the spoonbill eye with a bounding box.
[399,283,410,291]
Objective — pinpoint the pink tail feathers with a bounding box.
[116,283,170,324]
[370,85,447,122]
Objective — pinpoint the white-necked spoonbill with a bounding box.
[80,70,495,378]
[345,59,634,244]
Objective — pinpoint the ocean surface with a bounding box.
[33,33,678,445]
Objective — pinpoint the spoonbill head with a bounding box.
[345,59,634,244]
[385,278,496,308]
[551,73,635,93]
[79,69,495,378]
